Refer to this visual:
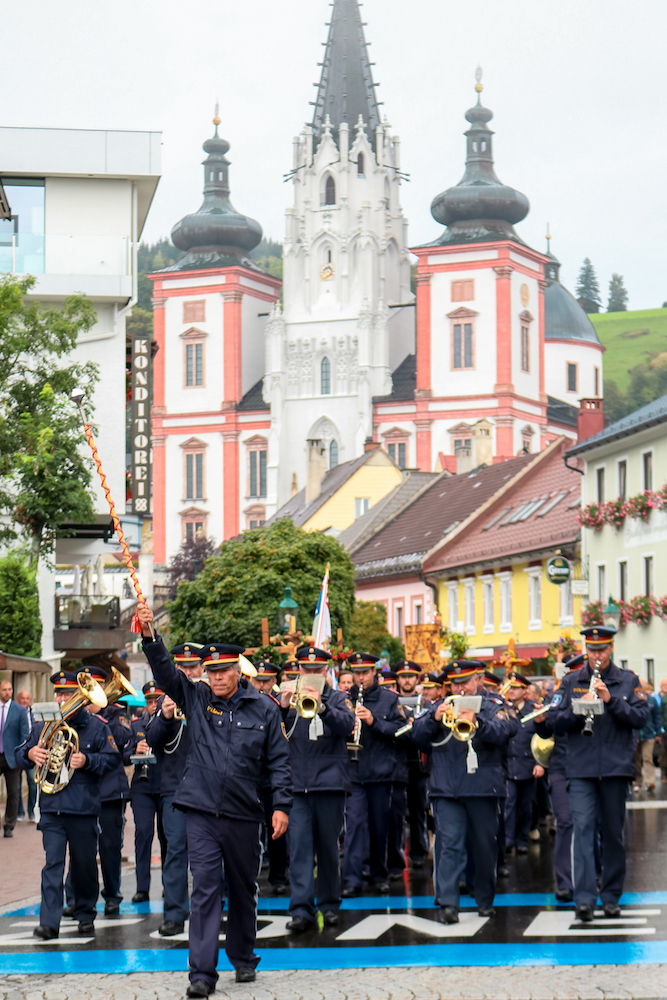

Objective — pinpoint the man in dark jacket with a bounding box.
[0,678,30,836]
[251,659,289,894]
[551,626,650,922]
[17,670,119,939]
[341,652,403,897]
[123,680,166,903]
[137,604,291,994]
[504,673,541,855]
[279,645,354,931]
[411,660,517,924]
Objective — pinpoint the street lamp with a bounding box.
[278,586,299,633]
[379,645,390,670]
[603,595,621,631]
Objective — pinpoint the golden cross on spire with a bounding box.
[475,66,483,94]
[213,102,221,128]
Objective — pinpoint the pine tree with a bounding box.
[575,258,601,313]
[0,551,41,657]
[607,273,628,312]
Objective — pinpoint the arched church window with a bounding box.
[327,248,332,263]
[321,357,331,395]
[357,153,365,176]
[329,439,339,468]
[325,175,336,206]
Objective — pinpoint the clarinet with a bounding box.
[582,658,602,737]
[346,687,364,761]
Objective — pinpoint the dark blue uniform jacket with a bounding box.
[146,696,188,797]
[98,705,131,802]
[283,685,354,794]
[123,713,163,795]
[507,700,540,781]
[411,693,517,798]
[143,635,292,821]
[551,661,650,779]
[350,682,404,784]
[17,710,119,815]
[534,690,567,776]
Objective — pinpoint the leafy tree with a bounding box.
[136,239,184,312]
[126,307,153,339]
[602,378,631,424]
[607,273,628,312]
[167,534,218,597]
[0,551,41,657]
[0,275,99,563]
[168,519,356,647]
[575,258,601,313]
[347,600,405,664]
[251,238,282,260]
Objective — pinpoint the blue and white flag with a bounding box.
[312,563,331,649]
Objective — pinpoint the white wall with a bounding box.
[429,266,498,399]
[164,291,224,414]
[45,177,132,276]
[357,578,434,636]
[546,341,604,400]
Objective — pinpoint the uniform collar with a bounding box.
[578,660,623,684]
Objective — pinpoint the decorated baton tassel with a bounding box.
[71,388,154,639]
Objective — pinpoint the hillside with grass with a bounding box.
[590,308,667,421]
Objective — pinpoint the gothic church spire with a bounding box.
[311,0,381,150]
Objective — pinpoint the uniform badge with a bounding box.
[345,698,354,712]
[634,687,647,701]
[551,693,562,706]
[496,710,508,720]
[108,735,118,750]
[280,721,289,740]
[119,716,130,729]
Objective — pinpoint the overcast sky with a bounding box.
[3,0,666,310]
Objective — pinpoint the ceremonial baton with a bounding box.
[71,388,155,640]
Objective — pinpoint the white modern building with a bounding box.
[1,126,161,661]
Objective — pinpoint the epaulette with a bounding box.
[98,716,109,725]
[268,693,280,707]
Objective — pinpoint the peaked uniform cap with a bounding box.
[422,672,444,688]
[395,660,421,676]
[581,626,617,646]
[143,681,164,697]
[483,670,501,687]
[508,673,531,688]
[379,670,398,685]
[77,665,108,682]
[295,646,331,665]
[201,643,245,669]
[254,659,280,677]
[171,642,204,663]
[50,670,79,690]
[348,651,380,670]
[564,653,585,668]
[444,660,484,681]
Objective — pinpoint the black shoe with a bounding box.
[33,924,58,940]
[341,884,360,898]
[323,911,339,927]
[505,844,514,855]
[459,880,470,895]
[104,900,121,916]
[3,828,12,838]
[516,845,529,855]
[235,968,256,984]
[62,905,75,918]
[478,906,496,917]
[575,905,594,923]
[388,871,404,881]
[603,901,622,918]
[78,921,95,935]
[497,866,510,878]
[132,891,150,903]
[440,905,459,924]
[410,857,425,869]
[159,920,185,936]
[374,880,390,893]
[285,915,314,933]
[271,883,287,896]
[186,981,214,998]
[555,890,573,903]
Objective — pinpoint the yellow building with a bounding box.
[422,439,583,670]
[268,444,403,534]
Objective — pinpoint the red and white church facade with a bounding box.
[149,1,603,568]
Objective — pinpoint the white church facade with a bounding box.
[149,0,604,567]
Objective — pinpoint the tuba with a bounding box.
[442,695,479,742]
[34,675,108,794]
[104,666,138,705]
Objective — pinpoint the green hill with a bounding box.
[590,308,667,393]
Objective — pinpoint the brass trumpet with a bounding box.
[442,695,478,742]
[34,675,108,794]
[289,675,325,719]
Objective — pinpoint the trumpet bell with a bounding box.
[239,654,257,678]
[530,733,555,768]
[451,719,477,741]
[104,667,138,705]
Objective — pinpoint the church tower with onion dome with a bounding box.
[263,0,414,510]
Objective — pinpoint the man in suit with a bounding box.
[0,679,30,837]
[16,690,36,822]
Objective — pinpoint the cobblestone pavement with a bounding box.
[0,966,666,1000]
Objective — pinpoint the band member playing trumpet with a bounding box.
[395,661,430,869]
[549,626,650,922]
[278,646,354,931]
[342,652,404,897]
[17,670,120,940]
[411,660,517,924]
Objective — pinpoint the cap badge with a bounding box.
[308,653,316,662]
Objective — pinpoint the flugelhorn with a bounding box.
[289,675,325,719]
[34,675,108,794]
[441,695,480,742]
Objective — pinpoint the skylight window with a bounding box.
[483,507,511,530]
[536,491,569,517]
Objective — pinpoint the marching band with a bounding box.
[14,606,651,994]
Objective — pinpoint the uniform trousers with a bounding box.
[548,773,573,893]
[186,810,262,983]
[289,791,345,921]
[0,753,20,832]
[260,786,288,885]
[131,791,166,893]
[343,780,392,887]
[161,795,190,922]
[406,762,430,860]
[569,776,628,908]
[39,812,99,930]
[432,797,499,909]
[388,782,407,874]
[505,778,536,847]
[100,800,126,903]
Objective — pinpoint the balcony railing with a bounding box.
[55,595,121,630]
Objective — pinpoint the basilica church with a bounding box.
[148,0,603,565]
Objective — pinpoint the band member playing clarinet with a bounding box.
[549,626,650,921]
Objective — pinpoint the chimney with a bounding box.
[577,398,605,444]
[364,436,378,453]
[455,445,472,475]
[472,418,493,468]
[305,439,326,504]
[291,472,298,498]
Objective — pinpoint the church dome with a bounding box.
[429,73,529,246]
[168,111,262,269]
[544,250,601,344]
